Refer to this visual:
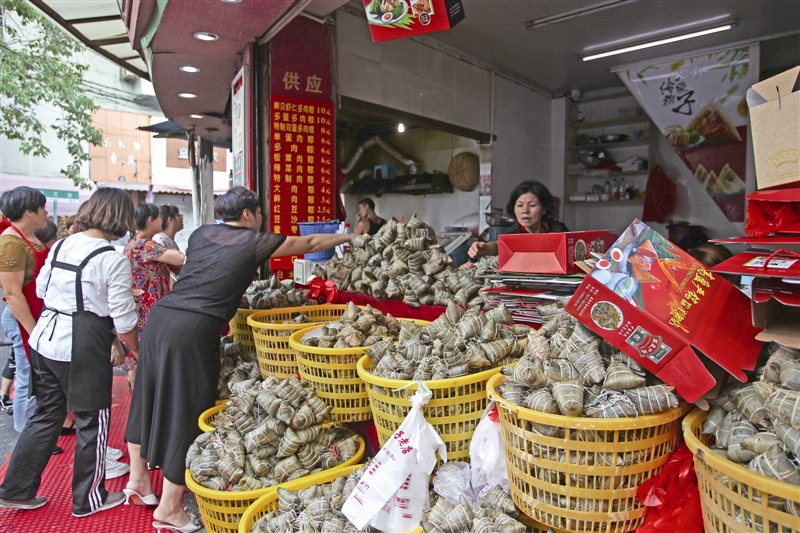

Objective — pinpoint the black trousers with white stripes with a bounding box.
[0,349,109,515]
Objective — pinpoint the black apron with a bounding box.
[43,239,116,412]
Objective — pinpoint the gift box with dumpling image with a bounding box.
[565,219,762,403]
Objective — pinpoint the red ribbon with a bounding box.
[761,248,800,270]
[308,277,339,304]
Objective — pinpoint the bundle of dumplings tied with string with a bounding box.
[240,275,312,309]
[495,298,683,420]
[319,216,495,308]
[299,302,403,348]
[364,301,527,381]
[188,375,359,492]
[701,343,800,518]
[217,335,259,401]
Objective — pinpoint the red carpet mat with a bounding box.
[0,377,164,533]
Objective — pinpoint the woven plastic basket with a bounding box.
[238,464,364,533]
[186,437,364,533]
[488,374,690,533]
[289,320,428,424]
[298,221,340,261]
[198,404,226,433]
[247,304,354,379]
[357,355,503,463]
[683,408,800,533]
[229,308,260,350]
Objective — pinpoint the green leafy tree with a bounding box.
[1,0,102,188]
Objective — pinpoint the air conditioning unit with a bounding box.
[119,67,138,82]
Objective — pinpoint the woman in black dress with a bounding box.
[124,187,354,532]
[469,180,568,259]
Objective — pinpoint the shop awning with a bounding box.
[28,0,148,80]
[138,120,187,139]
[0,173,94,217]
[95,180,150,192]
[152,184,227,196]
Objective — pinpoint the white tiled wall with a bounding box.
[336,11,553,219]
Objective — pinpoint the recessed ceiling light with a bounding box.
[190,114,204,119]
[193,31,219,41]
[220,0,243,3]
[397,123,405,133]
[178,92,197,99]
[180,65,200,73]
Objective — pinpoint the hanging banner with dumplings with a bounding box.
[616,45,760,222]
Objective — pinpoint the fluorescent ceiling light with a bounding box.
[193,31,219,41]
[583,14,730,52]
[190,114,204,119]
[582,24,733,61]
[178,92,197,98]
[527,0,638,30]
[180,65,200,73]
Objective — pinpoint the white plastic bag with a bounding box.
[342,385,447,533]
[433,461,474,505]
[469,401,508,499]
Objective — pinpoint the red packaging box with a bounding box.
[363,0,465,43]
[498,230,618,275]
[745,188,800,237]
[565,219,762,403]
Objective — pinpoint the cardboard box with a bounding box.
[751,277,800,349]
[364,0,465,43]
[747,66,800,189]
[498,230,618,275]
[565,220,762,403]
[745,188,800,237]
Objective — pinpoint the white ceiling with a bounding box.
[421,0,800,96]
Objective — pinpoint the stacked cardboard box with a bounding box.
[711,66,800,351]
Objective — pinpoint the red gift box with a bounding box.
[498,231,618,275]
[565,220,762,403]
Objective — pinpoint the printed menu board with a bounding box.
[269,93,335,277]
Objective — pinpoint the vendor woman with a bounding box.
[469,180,568,258]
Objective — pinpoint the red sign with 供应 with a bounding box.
[268,17,335,280]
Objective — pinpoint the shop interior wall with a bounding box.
[562,94,745,240]
[336,10,553,223]
[342,128,480,232]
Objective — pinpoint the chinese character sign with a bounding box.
[90,109,152,184]
[618,45,760,222]
[269,94,335,275]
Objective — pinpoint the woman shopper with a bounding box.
[124,186,356,532]
[469,180,568,259]
[122,203,185,390]
[0,188,49,430]
[153,204,184,284]
[0,188,140,517]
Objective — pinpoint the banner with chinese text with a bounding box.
[617,45,759,222]
[268,94,335,274]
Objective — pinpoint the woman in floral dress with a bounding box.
[123,203,185,390]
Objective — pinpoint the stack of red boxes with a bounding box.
[712,66,800,351]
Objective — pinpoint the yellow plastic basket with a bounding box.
[289,320,428,424]
[198,404,226,433]
[357,355,503,463]
[489,374,691,533]
[228,308,260,350]
[187,437,364,533]
[247,304,354,379]
[238,464,364,533]
[683,408,800,533]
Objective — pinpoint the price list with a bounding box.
[269,93,335,277]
